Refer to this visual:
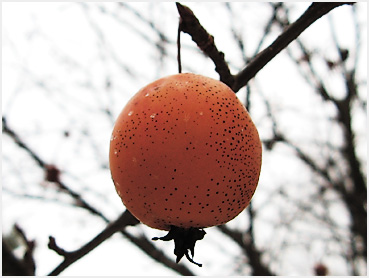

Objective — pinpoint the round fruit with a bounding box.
[110,73,262,231]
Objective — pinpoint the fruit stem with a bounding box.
[177,12,182,74]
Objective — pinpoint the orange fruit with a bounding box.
[110,73,262,231]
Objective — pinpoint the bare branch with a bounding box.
[273,5,366,257]
[48,210,139,275]
[217,224,274,276]
[48,210,195,276]
[175,3,353,93]
[175,2,234,87]
[2,117,45,168]
[232,2,354,92]
[2,116,109,223]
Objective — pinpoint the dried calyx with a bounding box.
[152,225,206,267]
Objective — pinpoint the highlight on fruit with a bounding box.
[109,73,262,266]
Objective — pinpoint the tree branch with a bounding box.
[176,2,234,87]
[2,117,45,168]
[2,116,109,223]
[48,210,195,276]
[272,5,366,258]
[232,2,354,92]
[217,224,274,275]
[48,210,139,275]
[175,2,354,92]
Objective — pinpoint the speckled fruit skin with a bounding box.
[110,73,262,231]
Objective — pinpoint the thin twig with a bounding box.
[2,116,109,222]
[217,224,274,275]
[48,211,195,275]
[231,2,354,92]
[177,17,182,73]
[48,210,139,276]
[2,117,45,168]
